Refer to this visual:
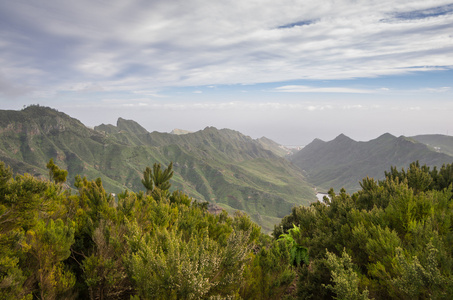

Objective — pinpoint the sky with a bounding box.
[0,0,452,145]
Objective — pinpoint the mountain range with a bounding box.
[291,133,453,192]
[1,105,452,231]
[0,105,314,232]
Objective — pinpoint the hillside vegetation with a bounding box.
[275,161,453,299]
[291,133,453,192]
[0,160,298,299]
[2,158,453,299]
[0,106,314,232]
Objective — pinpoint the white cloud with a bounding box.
[0,0,452,95]
[122,102,149,107]
[275,85,374,93]
[342,104,365,110]
[419,86,451,92]
[132,90,167,98]
[67,99,341,112]
[64,82,105,92]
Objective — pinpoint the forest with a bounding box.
[1,159,453,299]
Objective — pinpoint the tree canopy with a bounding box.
[0,160,295,299]
[275,161,453,299]
[1,159,453,299]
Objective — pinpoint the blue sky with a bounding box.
[0,0,452,145]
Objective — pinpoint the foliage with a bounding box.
[142,162,173,200]
[26,219,76,299]
[390,244,450,299]
[4,156,453,299]
[46,158,68,184]
[275,161,453,299]
[0,160,296,299]
[128,226,250,299]
[0,161,73,299]
[278,224,309,267]
[324,249,370,300]
[240,235,296,300]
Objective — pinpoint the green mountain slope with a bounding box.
[410,134,453,157]
[0,106,315,231]
[256,136,291,157]
[290,133,453,193]
[0,105,115,187]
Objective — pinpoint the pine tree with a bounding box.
[141,162,173,200]
[46,158,68,184]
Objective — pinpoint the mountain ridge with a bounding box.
[291,132,453,192]
[0,106,314,232]
[3,106,451,230]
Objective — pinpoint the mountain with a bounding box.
[290,133,453,193]
[0,106,315,232]
[256,136,292,157]
[410,134,453,157]
[170,128,193,135]
[0,105,109,185]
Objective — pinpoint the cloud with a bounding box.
[342,104,364,110]
[0,73,34,97]
[0,0,452,96]
[67,99,341,112]
[275,85,374,93]
[418,86,451,93]
[64,82,105,92]
[77,54,119,77]
[132,90,168,97]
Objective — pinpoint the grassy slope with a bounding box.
[256,136,291,157]
[0,106,314,232]
[134,127,314,231]
[410,134,453,157]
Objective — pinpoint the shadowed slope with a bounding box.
[291,133,453,192]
